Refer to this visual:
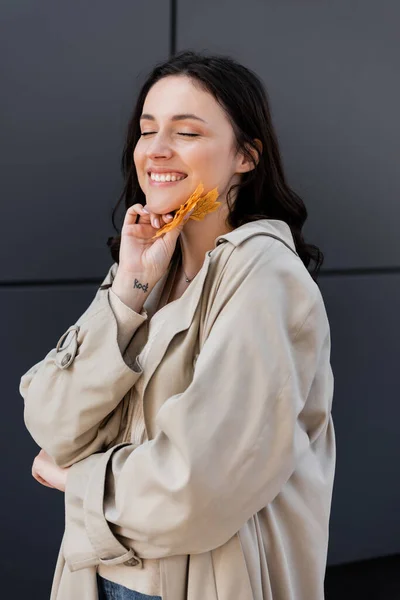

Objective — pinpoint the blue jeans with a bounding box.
[96,574,162,600]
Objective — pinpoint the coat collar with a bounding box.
[145,219,297,316]
[214,219,298,256]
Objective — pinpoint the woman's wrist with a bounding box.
[111,269,157,314]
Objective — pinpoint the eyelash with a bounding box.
[140,132,199,137]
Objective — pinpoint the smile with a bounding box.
[148,172,188,185]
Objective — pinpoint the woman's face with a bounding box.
[133,75,244,215]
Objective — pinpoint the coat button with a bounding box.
[55,325,80,369]
[56,325,80,352]
[61,353,72,366]
[124,557,139,566]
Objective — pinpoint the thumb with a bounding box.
[163,209,194,245]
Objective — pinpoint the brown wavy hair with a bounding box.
[105,50,324,281]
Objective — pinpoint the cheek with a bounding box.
[190,146,229,188]
[133,139,148,166]
[133,145,141,170]
[192,143,226,172]
[133,147,146,187]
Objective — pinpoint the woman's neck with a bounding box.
[178,205,234,281]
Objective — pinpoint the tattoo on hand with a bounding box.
[133,278,149,293]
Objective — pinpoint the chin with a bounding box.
[146,199,184,215]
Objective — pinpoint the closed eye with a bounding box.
[140,132,199,137]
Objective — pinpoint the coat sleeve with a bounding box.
[62,244,332,572]
[20,263,148,468]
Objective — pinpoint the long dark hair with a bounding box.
[106,50,324,281]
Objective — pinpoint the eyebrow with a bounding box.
[140,113,208,124]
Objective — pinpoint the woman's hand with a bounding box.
[118,203,192,285]
[32,449,70,492]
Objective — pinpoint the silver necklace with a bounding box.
[180,249,194,283]
[182,263,193,283]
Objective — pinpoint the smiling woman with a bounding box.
[107,52,323,282]
[20,49,334,600]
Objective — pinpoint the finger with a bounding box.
[125,204,151,226]
[32,469,55,488]
[154,208,193,241]
[178,208,195,228]
[150,213,164,229]
[162,212,191,244]
[161,213,174,223]
[124,206,175,238]
[36,475,56,489]
[126,204,164,231]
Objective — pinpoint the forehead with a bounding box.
[142,75,225,123]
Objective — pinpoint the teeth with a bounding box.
[150,172,186,182]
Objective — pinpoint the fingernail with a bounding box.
[155,217,160,228]
[166,214,173,220]
[142,206,149,213]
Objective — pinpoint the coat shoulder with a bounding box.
[219,233,317,296]
[209,233,327,331]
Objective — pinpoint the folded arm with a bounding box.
[20,263,148,468]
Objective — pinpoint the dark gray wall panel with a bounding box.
[318,273,400,565]
[177,0,400,270]
[4,1,400,593]
[2,281,101,597]
[0,1,169,282]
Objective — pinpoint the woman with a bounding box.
[21,50,335,600]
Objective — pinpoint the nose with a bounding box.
[145,133,173,160]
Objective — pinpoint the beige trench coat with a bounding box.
[20,219,335,600]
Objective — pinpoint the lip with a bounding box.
[147,167,187,175]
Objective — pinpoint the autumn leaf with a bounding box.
[152,182,220,239]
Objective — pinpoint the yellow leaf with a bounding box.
[152,183,220,239]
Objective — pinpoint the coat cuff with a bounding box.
[108,288,148,355]
[64,443,143,572]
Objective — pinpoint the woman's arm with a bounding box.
[20,263,149,468]
[61,243,333,572]
[21,199,186,471]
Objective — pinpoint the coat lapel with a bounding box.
[138,249,213,393]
